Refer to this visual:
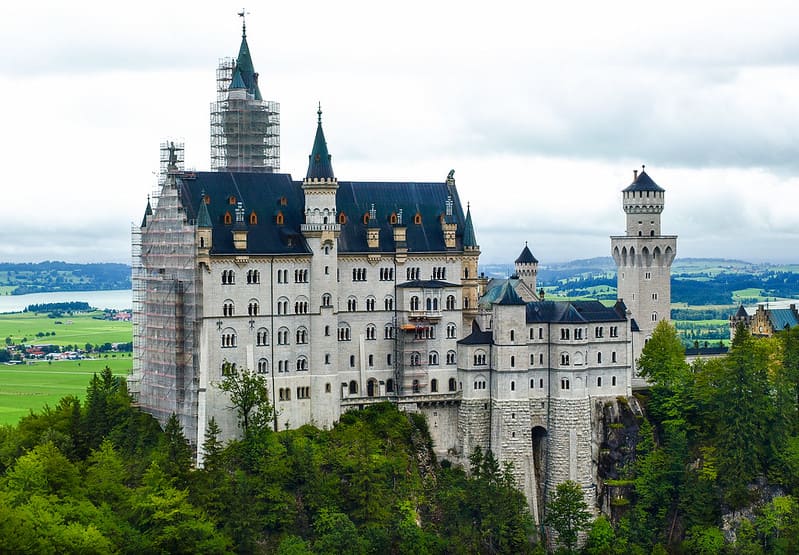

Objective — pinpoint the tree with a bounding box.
[637,320,692,425]
[216,364,273,435]
[157,413,193,486]
[584,515,615,555]
[546,480,591,553]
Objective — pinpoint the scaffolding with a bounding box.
[132,141,201,443]
[210,58,280,173]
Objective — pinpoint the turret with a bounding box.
[514,242,538,292]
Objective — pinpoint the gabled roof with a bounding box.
[769,308,799,331]
[525,300,627,324]
[515,243,538,264]
[306,108,334,180]
[623,169,665,193]
[174,171,472,256]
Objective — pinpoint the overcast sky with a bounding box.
[2,1,798,265]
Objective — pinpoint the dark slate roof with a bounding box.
[177,171,310,255]
[525,300,627,324]
[175,171,471,256]
[496,281,525,305]
[630,318,640,332]
[458,321,494,345]
[306,108,334,180]
[462,205,477,248]
[235,30,262,100]
[397,280,459,289]
[336,180,467,253]
[515,244,538,264]
[734,304,748,319]
[623,169,665,193]
[769,308,799,331]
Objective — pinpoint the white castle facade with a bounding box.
[130,24,676,521]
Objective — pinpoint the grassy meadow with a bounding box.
[0,310,131,347]
[0,311,133,424]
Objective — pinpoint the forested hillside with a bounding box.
[0,368,535,554]
[0,262,130,294]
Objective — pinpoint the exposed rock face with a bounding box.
[594,396,644,520]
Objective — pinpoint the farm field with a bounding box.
[0,358,131,425]
[0,311,132,347]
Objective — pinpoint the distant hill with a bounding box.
[0,262,130,295]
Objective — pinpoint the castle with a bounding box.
[130,20,676,522]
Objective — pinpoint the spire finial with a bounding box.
[642,164,646,171]
[317,102,322,125]
[238,9,249,38]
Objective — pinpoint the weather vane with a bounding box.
[238,8,250,36]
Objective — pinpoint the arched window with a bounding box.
[597,376,602,387]
[257,358,269,374]
[365,296,376,311]
[277,327,289,345]
[597,352,602,364]
[275,211,284,225]
[221,329,237,348]
[277,297,289,315]
[386,378,395,393]
[322,293,332,307]
[338,324,351,341]
[256,327,269,346]
[510,355,515,367]
[339,212,347,225]
[296,357,308,372]
[510,381,515,391]
[224,212,232,224]
[384,323,394,339]
[412,379,420,393]
[249,211,258,225]
[296,327,308,344]
[347,297,357,312]
[474,350,487,366]
[414,212,422,224]
[366,324,376,340]
[431,379,438,393]
[384,296,394,311]
[222,300,234,317]
[248,300,259,316]
[367,378,377,397]
[448,377,457,391]
[349,380,358,395]
[410,352,421,366]
[446,295,456,310]
[561,353,570,366]
[446,350,456,365]
[410,296,420,311]
[429,351,439,365]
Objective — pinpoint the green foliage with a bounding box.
[545,480,591,553]
[216,364,274,435]
[584,515,615,554]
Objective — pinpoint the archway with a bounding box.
[532,426,548,521]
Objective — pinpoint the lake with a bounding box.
[0,290,132,313]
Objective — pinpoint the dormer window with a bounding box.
[390,212,398,225]
[275,211,284,225]
[204,195,211,204]
[280,196,288,206]
[363,212,370,225]
[229,195,237,205]
[414,212,422,225]
[339,212,347,225]
[224,211,232,225]
[249,211,258,225]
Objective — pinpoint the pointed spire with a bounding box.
[306,104,335,180]
[496,280,525,306]
[196,194,212,228]
[462,202,477,248]
[141,196,153,227]
[234,11,262,100]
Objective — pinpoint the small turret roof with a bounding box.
[495,281,526,305]
[462,204,477,248]
[229,66,246,90]
[734,304,748,319]
[515,243,538,264]
[140,197,153,228]
[623,167,665,193]
[196,197,212,228]
[306,106,335,180]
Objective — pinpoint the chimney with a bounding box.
[633,169,638,180]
